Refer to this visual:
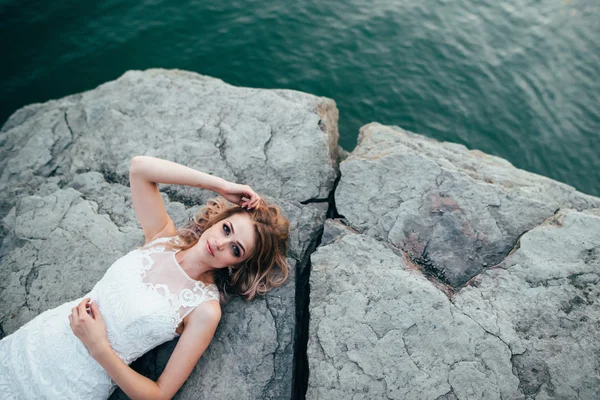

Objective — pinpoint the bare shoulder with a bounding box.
[185,300,222,328]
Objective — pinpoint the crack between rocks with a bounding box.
[450,302,526,398]
[345,357,392,400]
[264,297,281,353]
[450,302,512,350]
[64,111,75,139]
[263,124,273,163]
[292,232,321,400]
[401,324,431,377]
[213,119,242,183]
[259,351,278,399]
[299,198,329,205]
[23,253,40,310]
[293,170,341,400]
[435,388,458,400]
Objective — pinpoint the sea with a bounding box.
[1,0,599,195]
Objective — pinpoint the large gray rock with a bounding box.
[0,69,338,210]
[0,69,338,399]
[310,123,599,399]
[308,211,600,399]
[336,123,600,288]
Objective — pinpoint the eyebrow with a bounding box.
[229,222,246,256]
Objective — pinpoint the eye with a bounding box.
[232,245,241,257]
[223,223,230,236]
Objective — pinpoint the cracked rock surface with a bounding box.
[454,208,600,399]
[308,123,600,399]
[307,223,520,400]
[336,123,600,288]
[0,69,337,399]
[308,213,600,399]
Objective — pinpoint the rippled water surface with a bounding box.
[2,0,599,195]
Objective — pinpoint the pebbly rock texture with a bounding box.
[0,69,338,399]
[307,212,600,399]
[335,123,600,288]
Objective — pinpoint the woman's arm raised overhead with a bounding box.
[129,156,261,243]
[129,156,228,243]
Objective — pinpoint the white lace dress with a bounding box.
[0,236,219,400]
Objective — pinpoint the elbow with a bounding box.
[133,384,167,400]
[129,156,146,176]
[153,387,170,400]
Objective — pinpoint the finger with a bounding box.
[69,313,77,331]
[72,306,79,319]
[90,301,102,320]
[251,194,260,209]
[244,190,255,208]
[78,298,90,320]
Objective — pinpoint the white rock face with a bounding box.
[0,69,339,400]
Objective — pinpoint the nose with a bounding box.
[214,238,226,251]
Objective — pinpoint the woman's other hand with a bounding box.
[219,181,261,209]
[69,298,110,358]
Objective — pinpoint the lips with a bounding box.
[206,241,215,257]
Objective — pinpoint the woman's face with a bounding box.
[197,213,256,269]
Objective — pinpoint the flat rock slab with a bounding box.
[0,69,338,399]
[308,211,600,399]
[335,123,600,288]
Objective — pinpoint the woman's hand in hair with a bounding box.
[218,181,261,210]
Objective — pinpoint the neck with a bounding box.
[175,247,215,283]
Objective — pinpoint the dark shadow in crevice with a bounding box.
[292,171,341,400]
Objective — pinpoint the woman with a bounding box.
[0,156,290,399]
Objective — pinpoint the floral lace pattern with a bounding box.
[0,236,219,399]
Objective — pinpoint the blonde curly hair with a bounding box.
[162,197,290,301]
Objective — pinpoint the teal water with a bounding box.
[2,0,599,195]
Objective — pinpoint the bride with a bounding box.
[0,156,290,399]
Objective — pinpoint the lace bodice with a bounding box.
[97,235,219,363]
[0,236,220,399]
